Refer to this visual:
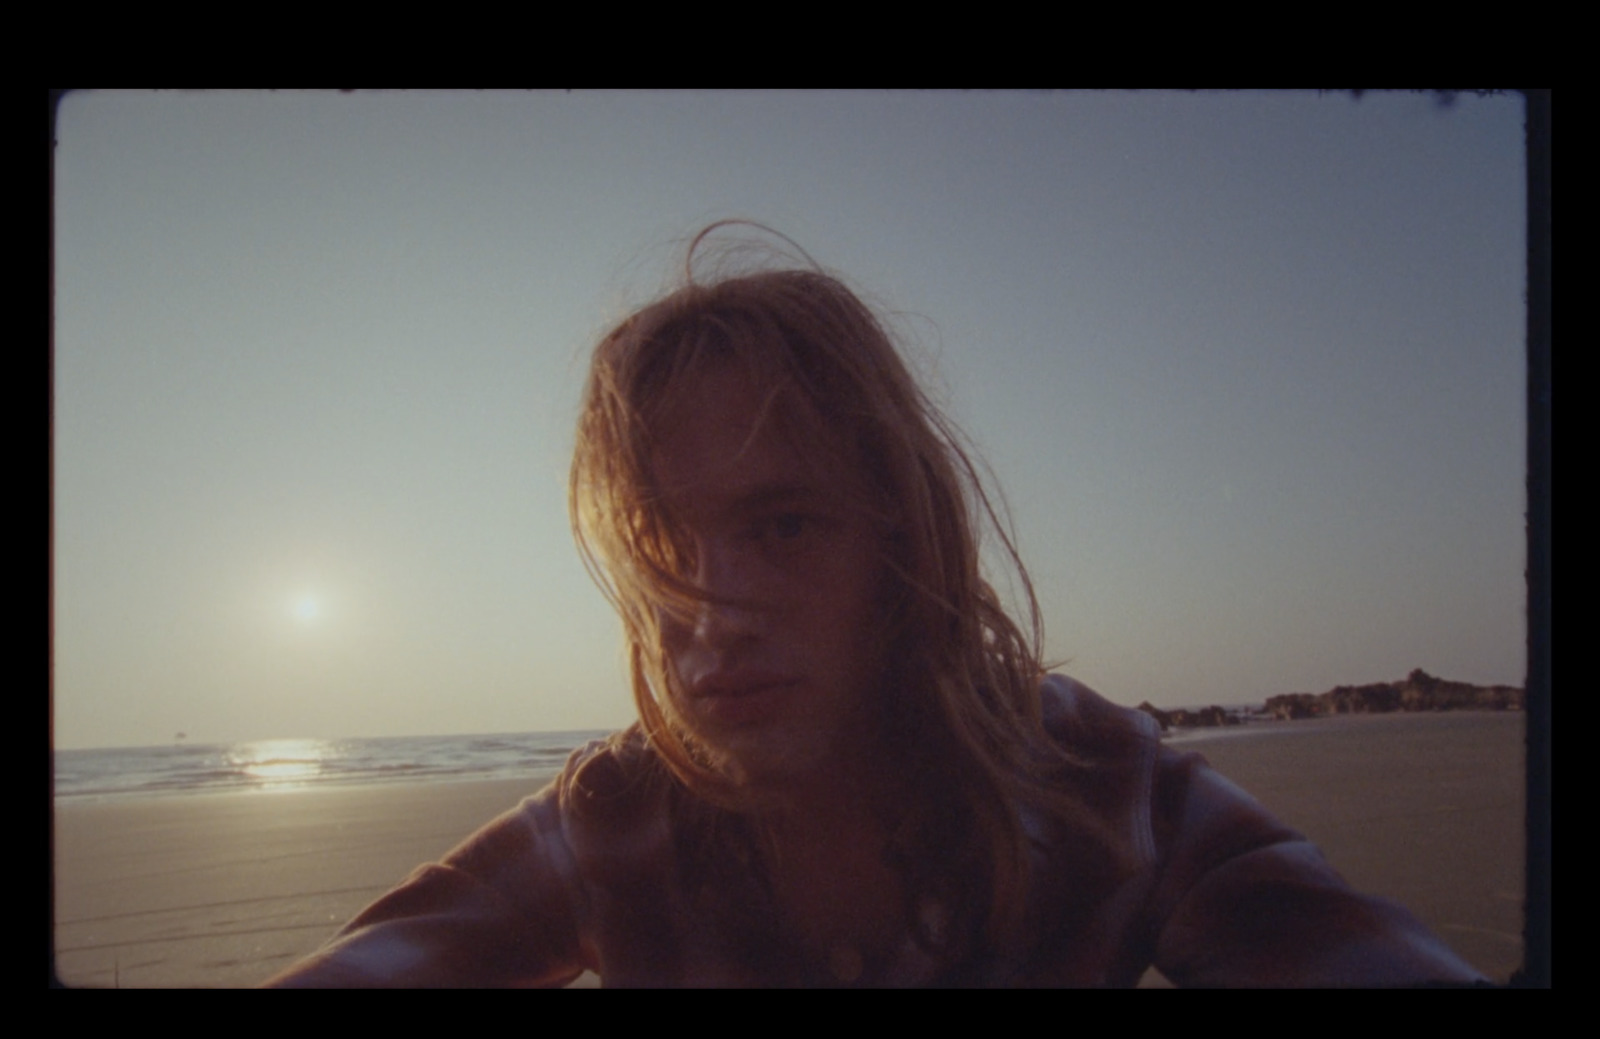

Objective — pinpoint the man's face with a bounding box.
[652,365,890,786]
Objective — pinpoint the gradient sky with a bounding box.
[52,90,1527,749]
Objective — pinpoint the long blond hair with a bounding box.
[570,225,1125,954]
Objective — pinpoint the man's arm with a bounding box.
[1148,753,1486,987]
[264,789,589,988]
[1039,675,1485,987]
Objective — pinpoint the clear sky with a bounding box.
[52,90,1527,749]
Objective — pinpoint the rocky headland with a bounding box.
[1137,669,1524,733]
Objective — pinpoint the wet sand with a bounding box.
[53,711,1525,987]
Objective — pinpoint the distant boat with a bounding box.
[174,731,187,744]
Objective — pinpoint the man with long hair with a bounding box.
[268,226,1482,987]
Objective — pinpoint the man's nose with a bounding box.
[690,544,762,646]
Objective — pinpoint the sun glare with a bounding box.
[292,595,320,623]
[229,738,333,790]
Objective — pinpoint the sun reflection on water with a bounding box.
[227,738,335,791]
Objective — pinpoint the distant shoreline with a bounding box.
[1137,668,1523,735]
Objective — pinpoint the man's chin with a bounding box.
[695,730,838,791]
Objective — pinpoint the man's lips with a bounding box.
[690,673,798,700]
[687,673,799,723]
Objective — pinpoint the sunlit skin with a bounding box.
[652,365,910,968]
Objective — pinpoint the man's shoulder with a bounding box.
[545,723,685,849]
[560,721,654,782]
[1039,673,1162,759]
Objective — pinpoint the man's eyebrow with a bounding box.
[729,482,827,513]
[660,479,839,527]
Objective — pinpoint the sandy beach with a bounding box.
[53,777,552,988]
[53,710,1526,987]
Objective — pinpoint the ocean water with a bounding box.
[50,705,1293,803]
[53,730,614,803]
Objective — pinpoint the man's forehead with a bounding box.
[648,368,856,517]
[652,422,843,517]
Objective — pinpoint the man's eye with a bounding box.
[769,514,806,539]
[752,513,813,550]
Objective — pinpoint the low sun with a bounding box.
[292,595,321,623]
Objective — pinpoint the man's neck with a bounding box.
[752,753,915,982]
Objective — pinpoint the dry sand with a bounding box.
[53,710,1526,987]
